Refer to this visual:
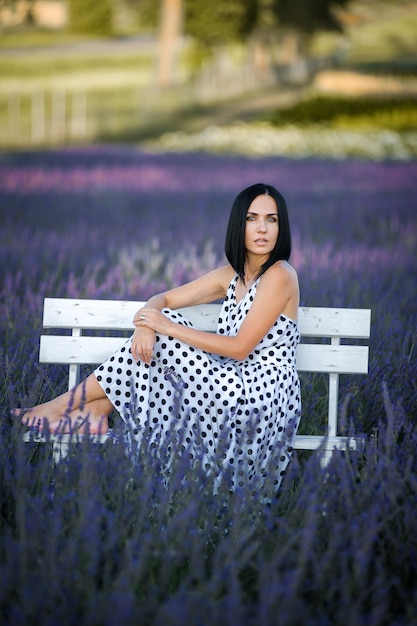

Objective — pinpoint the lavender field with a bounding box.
[1,147,417,625]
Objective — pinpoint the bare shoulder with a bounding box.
[262,260,299,287]
[256,261,299,320]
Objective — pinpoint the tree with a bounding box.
[68,0,114,36]
[0,0,35,25]
[153,0,351,86]
[155,0,258,85]
[183,0,257,51]
[276,0,349,34]
[273,0,350,63]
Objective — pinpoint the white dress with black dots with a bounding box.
[95,274,301,490]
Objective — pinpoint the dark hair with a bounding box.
[225,183,292,283]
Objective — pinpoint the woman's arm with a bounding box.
[137,262,299,361]
[139,265,234,312]
[131,265,234,364]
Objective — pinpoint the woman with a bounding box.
[15,183,301,490]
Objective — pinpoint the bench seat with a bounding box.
[25,298,371,464]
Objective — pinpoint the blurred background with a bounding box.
[0,0,416,154]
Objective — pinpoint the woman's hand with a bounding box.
[132,308,175,363]
[133,308,174,336]
[131,327,156,364]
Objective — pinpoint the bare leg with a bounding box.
[47,398,113,434]
[12,373,113,433]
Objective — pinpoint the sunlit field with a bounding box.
[1,147,416,625]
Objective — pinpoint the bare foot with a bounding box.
[48,414,109,435]
[11,401,66,428]
[11,400,67,425]
[12,373,112,434]
[11,401,110,435]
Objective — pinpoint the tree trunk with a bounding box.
[157,0,183,87]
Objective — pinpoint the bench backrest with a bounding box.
[39,298,371,454]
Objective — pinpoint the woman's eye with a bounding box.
[246,215,277,222]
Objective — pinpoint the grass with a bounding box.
[0,53,154,80]
[0,28,98,48]
[262,95,417,131]
[344,11,417,66]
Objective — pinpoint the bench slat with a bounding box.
[43,298,371,338]
[43,298,141,331]
[297,344,368,374]
[40,336,128,367]
[39,335,368,375]
[293,435,365,451]
[43,299,221,332]
[298,306,371,339]
[22,431,366,464]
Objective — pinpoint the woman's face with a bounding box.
[245,194,279,259]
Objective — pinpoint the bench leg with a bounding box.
[52,440,70,463]
[320,449,333,468]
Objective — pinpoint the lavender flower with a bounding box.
[1,147,416,625]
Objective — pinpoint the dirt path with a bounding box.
[0,34,156,57]
[162,86,308,136]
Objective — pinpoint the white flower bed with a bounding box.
[147,122,417,160]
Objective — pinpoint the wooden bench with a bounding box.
[25,298,371,464]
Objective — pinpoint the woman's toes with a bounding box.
[11,407,27,418]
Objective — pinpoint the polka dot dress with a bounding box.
[95,275,301,491]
